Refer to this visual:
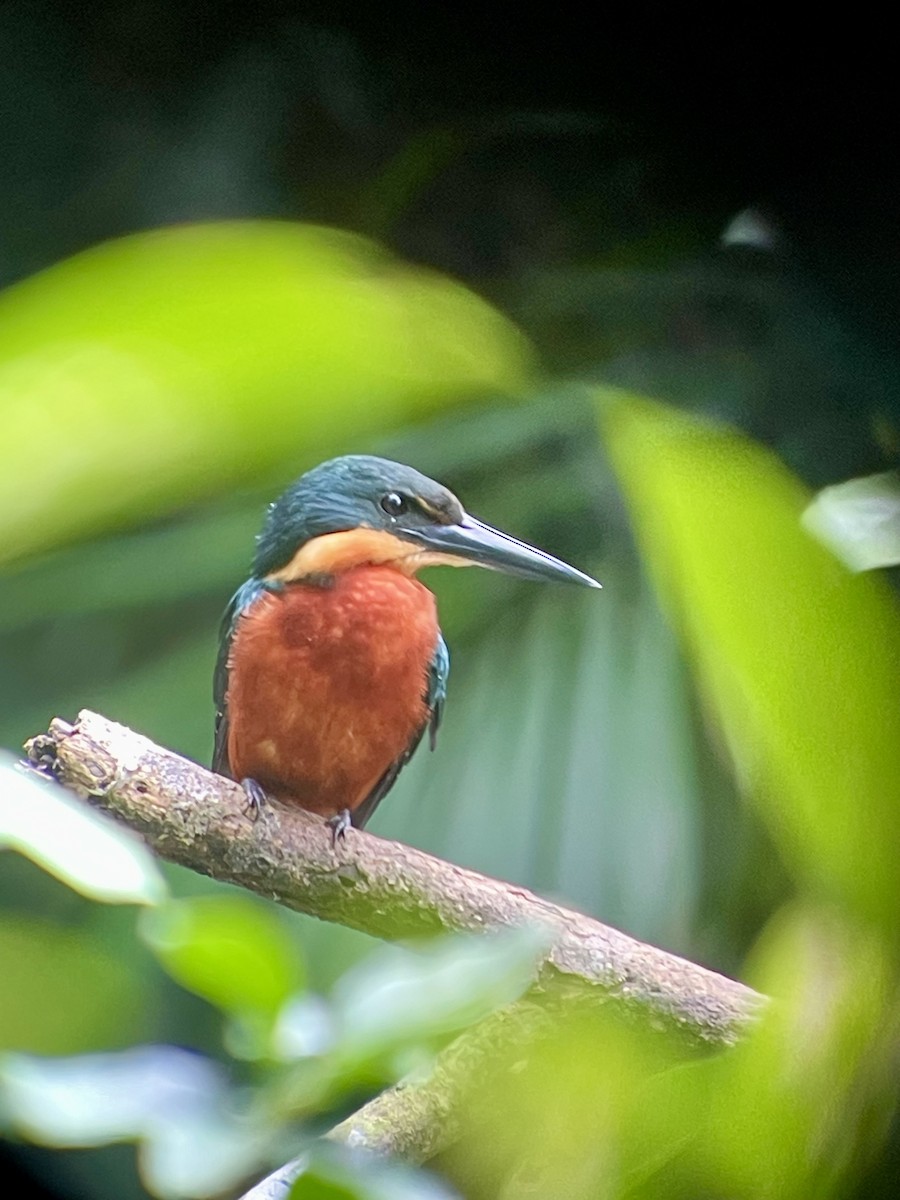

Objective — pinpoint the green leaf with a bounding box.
[0,221,534,563]
[445,902,895,1200]
[328,927,547,1061]
[0,1046,271,1198]
[600,392,900,934]
[0,757,166,905]
[0,917,149,1054]
[268,929,546,1120]
[291,1177,359,1200]
[803,470,900,571]
[701,905,896,1198]
[289,1145,459,1200]
[141,895,304,1030]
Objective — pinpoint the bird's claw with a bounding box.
[240,777,269,821]
[327,808,352,847]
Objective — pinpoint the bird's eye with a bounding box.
[380,492,408,517]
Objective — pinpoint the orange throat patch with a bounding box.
[265,527,470,583]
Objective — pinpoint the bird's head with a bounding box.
[253,454,601,588]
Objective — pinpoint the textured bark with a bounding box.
[25,709,764,1049]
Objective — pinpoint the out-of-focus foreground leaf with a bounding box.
[140,895,304,1057]
[0,916,148,1055]
[441,393,900,1200]
[1,929,542,1197]
[0,759,166,1058]
[803,470,900,572]
[271,928,548,1118]
[579,389,900,1196]
[0,755,166,906]
[0,1047,270,1199]
[328,927,548,1062]
[288,1144,459,1200]
[0,221,533,563]
[600,391,900,936]
[446,903,895,1199]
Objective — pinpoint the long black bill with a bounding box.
[402,515,601,587]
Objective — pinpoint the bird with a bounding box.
[213,454,600,841]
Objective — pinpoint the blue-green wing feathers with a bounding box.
[350,633,450,829]
[212,578,270,777]
[427,632,449,751]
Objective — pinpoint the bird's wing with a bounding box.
[351,632,450,830]
[212,579,269,777]
[427,631,450,750]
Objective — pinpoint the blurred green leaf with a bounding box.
[445,904,896,1199]
[601,392,900,934]
[0,917,149,1054]
[359,126,464,237]
[269,929,547,1120]
[141,896,304,1048]
[289,1144,459,1200]
[445,998,696,1199]
[0,1046,271,1198]
[271,995,335,1061]
[803,470,900,571]
[697,905,897,1198]
[291,1176,360,1200]
[0,221,534,563]
[329,927,547,1061]
[0,756,166,905]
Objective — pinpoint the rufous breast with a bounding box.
[225,564,439,816]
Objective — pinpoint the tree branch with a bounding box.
[25,709,764,1052]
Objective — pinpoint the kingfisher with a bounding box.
[213,455,600,840]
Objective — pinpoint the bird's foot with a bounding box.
[327,808,352,847]
[240,777,269,821]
